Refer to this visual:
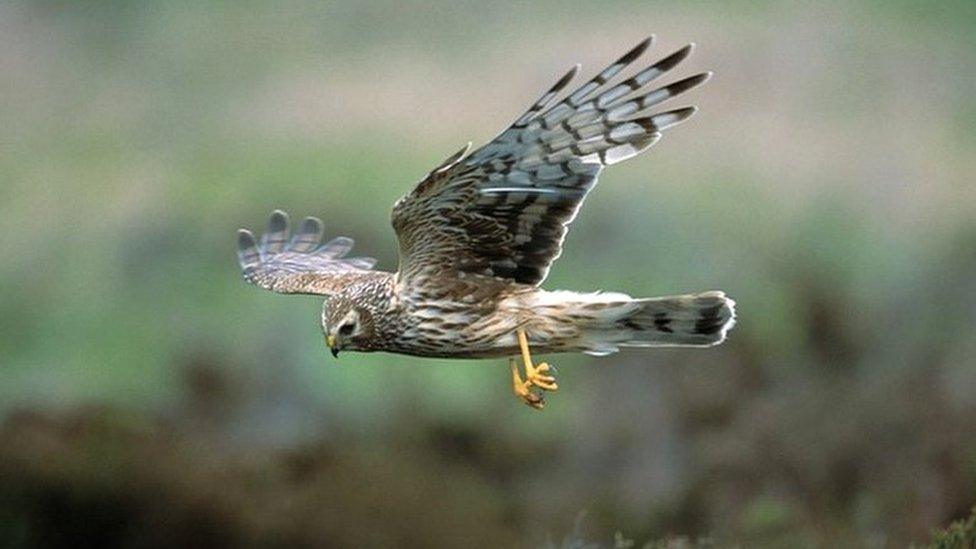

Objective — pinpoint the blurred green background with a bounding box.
[2,1,975,547]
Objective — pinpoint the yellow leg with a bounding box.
[516,329,558,391]
[510,358,544,410]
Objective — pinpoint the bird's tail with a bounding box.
[536,290,736,356]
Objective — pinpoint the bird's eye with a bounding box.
[339,322,355,336]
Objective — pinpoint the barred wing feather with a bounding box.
[237,210,378,295]
[392,37,710,288]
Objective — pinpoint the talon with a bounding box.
[531,378,558,391]
[510,358,545,410]
[509,330,560,410]
[526,361,559,391]
[522,389,545,410]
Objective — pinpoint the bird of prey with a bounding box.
[237,36,736,410]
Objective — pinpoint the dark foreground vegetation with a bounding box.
[2,353,974,547]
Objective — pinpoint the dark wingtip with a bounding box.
[236,228,260,269]
[300,216,323,233]
[655,43,695,73]
[670,106,699,121]
[237,229,256,250]
[667,72,713,97]
[268,209,289,231]
[550,64,580,93]
[618,35,654,65]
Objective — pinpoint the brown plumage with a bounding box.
[236,36,736,408]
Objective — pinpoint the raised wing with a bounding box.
[392,37,709,287]
[237,210,379,296]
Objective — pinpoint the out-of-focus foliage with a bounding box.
[924,506,976,549]
[1,1,974,547]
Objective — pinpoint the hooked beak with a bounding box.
[326,335,339,358]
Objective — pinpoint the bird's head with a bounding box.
[321,295,374,357]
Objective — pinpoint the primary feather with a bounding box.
[237,210,377,295]
[392,36,710,289]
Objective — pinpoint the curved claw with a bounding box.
[521,390,545,410]
[528,377,558,391]
[511,330,559,409]
[527,362,559,391]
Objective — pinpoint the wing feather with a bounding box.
[237,210,380,296]
[392,37,709,287]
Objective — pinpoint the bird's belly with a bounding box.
[389,333,518,359]
[388,317,578,359]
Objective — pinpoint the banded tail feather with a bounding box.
[609,291,736,349]
[531,290,736,356]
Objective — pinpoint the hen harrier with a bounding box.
[237,36,736,409]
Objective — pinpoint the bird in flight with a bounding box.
[237,36,736,410]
